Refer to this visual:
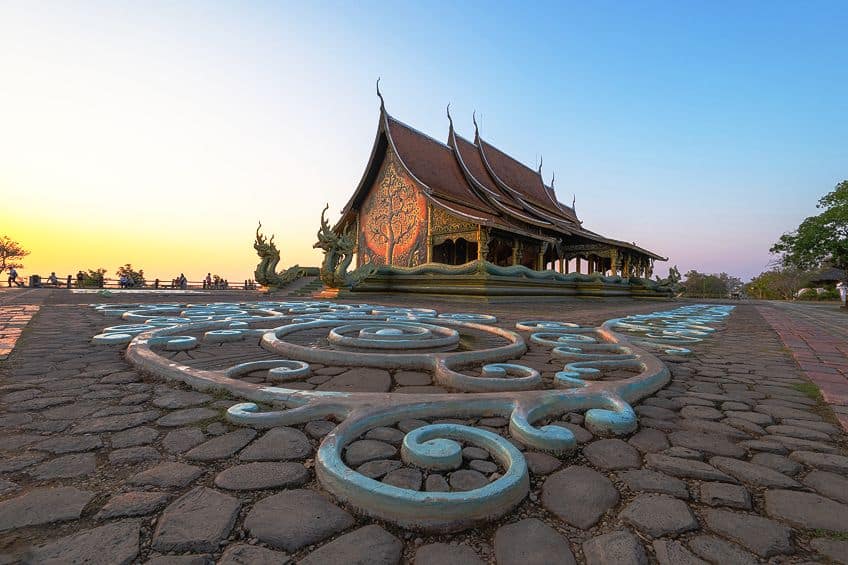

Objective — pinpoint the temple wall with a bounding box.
[357,151,428,268]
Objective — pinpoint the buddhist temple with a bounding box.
[334,92,666,283]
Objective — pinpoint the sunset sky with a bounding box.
[2,1,846,282]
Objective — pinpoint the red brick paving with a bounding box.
[0,305,39,360]
[758,303,848,431]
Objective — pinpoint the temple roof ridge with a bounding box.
[477,137,574,218]
[385,113,453,151]
[448,127,561,231]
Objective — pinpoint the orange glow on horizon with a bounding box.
[1,213,324,284]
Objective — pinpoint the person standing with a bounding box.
[838,281,847,308]
[7,267,18,287]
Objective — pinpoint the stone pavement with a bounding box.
[0,294,846,564]
[758,302,848,432]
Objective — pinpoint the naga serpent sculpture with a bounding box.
[654,265,683,293]
[253,222,304,290]
[93,300,732,532]
[314,205,378,288]
[313,205,677,293]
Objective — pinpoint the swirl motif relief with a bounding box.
[92,301,733,532]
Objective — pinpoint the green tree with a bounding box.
[797,288,819,300]
[745,268,810,300]
[0,236,29,276]
[771,180,848,279]
[682,270,741,298]
[718,273,744,295]
[116,264,145,286]
[81,268,107,288]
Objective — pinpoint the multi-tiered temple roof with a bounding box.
[340,99,663,263]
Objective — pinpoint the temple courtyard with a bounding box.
[0,288,847,564]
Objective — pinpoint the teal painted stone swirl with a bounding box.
[317,421,529,533]
[584,394,638,435]
[530,331,597,347]
[371,307,437,318]
[509,409,577,453]
[515,320,580,331]
[104,323,157,335]
[605,305,733,354]
[434,361,540,392]
[401,426,463,471]
[328,321,460,351]
[146,316,192,327]
[437,313,498,324]
[148,335,197,351]
[92,332,134,345]
[227,402,343,428]
[204,329,245,343]
[224,359,311,382]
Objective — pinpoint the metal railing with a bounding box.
[21,274,259,291]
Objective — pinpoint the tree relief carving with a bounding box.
[359,154,427,267]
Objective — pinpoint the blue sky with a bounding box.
[2,1,845,280]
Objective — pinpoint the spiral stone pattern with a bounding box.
[91,300,733,532]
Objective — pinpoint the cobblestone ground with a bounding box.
[0,292,846,564]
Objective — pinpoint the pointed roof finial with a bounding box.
[551,171,556,188]
[446,103,453,129]
[572,194,576,210]
[376,77,385,111]
[472,110,479,139]
[538,155,543,174]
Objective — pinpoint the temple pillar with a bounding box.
[609,249,618,276]
[426,207,433,264]
[538,242,548,271]
[477,227,488,262]
[623,254,630,277]
[575,257,581,274]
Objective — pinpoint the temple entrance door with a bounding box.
[432,238,478,265]
[432,240,455,265]
[455,238,468,265]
